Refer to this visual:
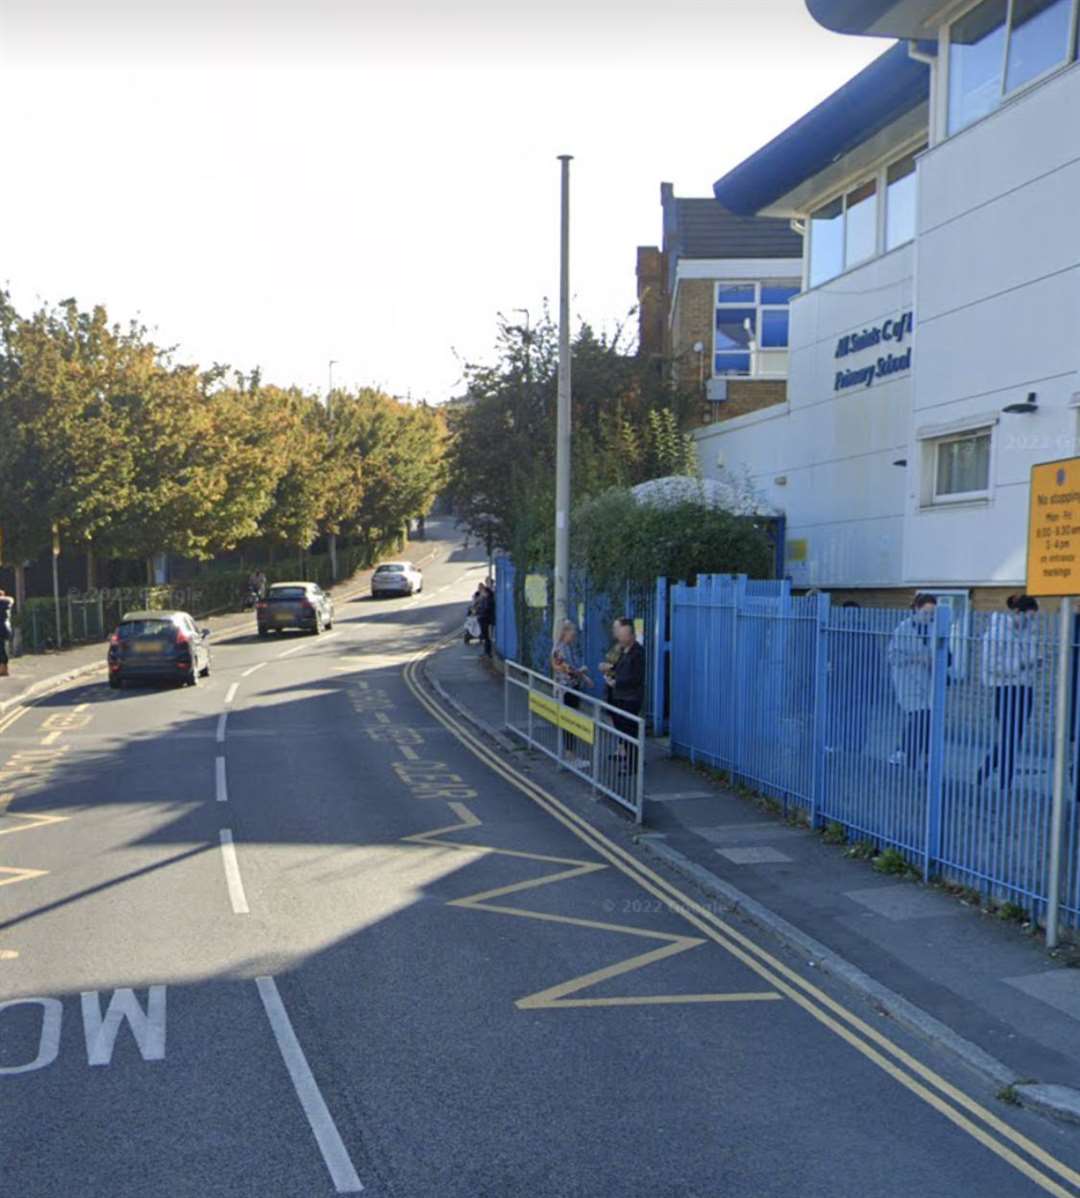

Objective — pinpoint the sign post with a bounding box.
[1026,458,1080,948]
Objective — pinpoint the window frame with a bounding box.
[805,138,927,290]
[943,0,1080,136]
[922,426,995,507]
[712,280,800,377]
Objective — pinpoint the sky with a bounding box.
[0,0,883,402]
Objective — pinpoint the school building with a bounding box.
[696,0,1080,622]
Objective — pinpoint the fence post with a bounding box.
[652,576,668,736]
[731,575,747,785]
[923,603,952,880]
[810,591,831,829]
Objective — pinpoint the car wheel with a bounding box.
[201,654,211,678]
[109,674,122,690]
[187,666,200,687]
[312,616,322,636]
[258,627,268,639]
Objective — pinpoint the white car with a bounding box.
[371,560,423,597]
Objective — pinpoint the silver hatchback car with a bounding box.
[371,561,423,597]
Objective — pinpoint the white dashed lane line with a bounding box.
[215,756,228,803]
[225,683,238,705]
[277,631,341,659]
[241,662,267,679]
[218,829,249,914]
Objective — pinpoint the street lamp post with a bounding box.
[327,359,338,582]
[554,155,572,642]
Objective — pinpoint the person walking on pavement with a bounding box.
[475,582,495,658]
[599,617,645,773]
[0,589,14,677]
[552,620,593,769]
[886,593,938,770]
[978,594,1040,790]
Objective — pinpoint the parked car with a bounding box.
[107,611,211,689]
[371,561,423,598]
[257,581,334,636]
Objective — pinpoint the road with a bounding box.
[1,523,1079,1197]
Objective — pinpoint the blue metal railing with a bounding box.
[670,577,1080,930]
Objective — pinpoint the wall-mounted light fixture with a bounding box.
[774,475,788,486]
[892,459,907,467]
[1003,391,1038,415]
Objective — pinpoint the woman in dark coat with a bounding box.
[0,589,14,677]
[599,617,645,772]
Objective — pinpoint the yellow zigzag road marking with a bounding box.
[403,803,781,1011]
[0,865,47,888]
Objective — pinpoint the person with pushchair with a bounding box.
[0,589,14,678]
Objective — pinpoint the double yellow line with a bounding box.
[0,706,28,737]
[403,651,1080,1198]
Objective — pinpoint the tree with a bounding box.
[448,310,700,567]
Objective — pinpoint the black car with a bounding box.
[107,610,211,689]
[257,581,334,636]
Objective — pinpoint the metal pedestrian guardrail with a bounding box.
[503,660,645,823]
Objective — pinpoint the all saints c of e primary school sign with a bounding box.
[1027,456,1080,597]
[833,309,913,393]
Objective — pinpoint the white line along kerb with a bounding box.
[218,829,249,914]
[215,756,228,803]
[256,976,363,1193]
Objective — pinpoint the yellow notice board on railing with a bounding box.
[528,691,595,745]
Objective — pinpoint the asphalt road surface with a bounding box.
[2,524,1080,1197]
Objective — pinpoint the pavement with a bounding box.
[2,521,1080,1197]
[426,639,1080,1131]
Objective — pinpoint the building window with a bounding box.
[713,281,799,375]
[932,429,992,502]
[885,147,923,249]
[808,197,844,287]
[948,0,1075,135]
[844,179,878,268]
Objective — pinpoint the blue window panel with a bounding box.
[809,196,844,287]
[716,284,755,304]
[1006,0,1072,93]
[714,352,751,376]
[948,0,1007,134]
[715,307,755,349]
[761,309,790,348]
[761,284,800,305]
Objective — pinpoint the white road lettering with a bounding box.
[0,997,62,1075]
[80,986,166,1066]
[216,756,228,803]
[219,829,249,914]
[256,976,363,1193]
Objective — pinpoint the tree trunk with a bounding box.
[86,546,95,592]
[13,563,26,655]
[146,556,155,585]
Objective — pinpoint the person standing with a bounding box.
[886,594,938,770]
[552,620,592,769]
[0,589,14,678]
[978,594,1040,790]
[599,617,645,773]
[475,583,494,658]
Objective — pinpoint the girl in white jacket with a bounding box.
[977,594,1040,789]
[887,594,938,769]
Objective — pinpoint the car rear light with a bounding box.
[109,661,120,671]
[174,629,189,645]
[257,601,267,610]
[109,631,121,646]
[300,600,315,613]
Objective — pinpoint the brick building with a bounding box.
[636,183,803,425]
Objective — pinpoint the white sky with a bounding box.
[0,0,882,401]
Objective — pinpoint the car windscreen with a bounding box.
[268,587,308,599]
[118,619,175,639]
[376,565,404,574]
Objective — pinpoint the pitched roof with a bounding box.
[665,193,802,260]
